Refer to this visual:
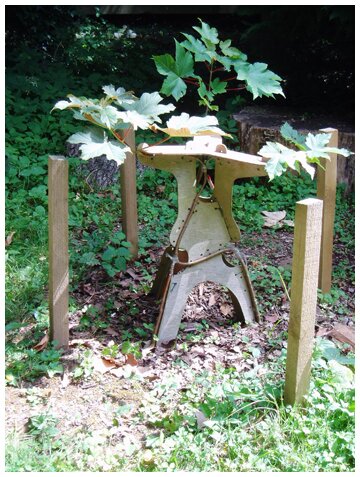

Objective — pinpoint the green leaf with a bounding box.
[237,62,284,99]
[153,54,177,76]
[259,142,315,180]
[152,112,230,137]
[82,103,122,129]
[102,85,137,106]
[193,19,219,49]
[219,40,247,60]
[101,246,117,262]
[328,360,354,388]
[180,33,213,62]
[154,41,195,101]
[305,133,353,160]
[160,73,187,102]
[210,78,227,95]
[68,128,129,164]
[280,122,307,148]
[119,92,176,129]
[197,79,215,103]
[114,256,127,271]
[174,40,194,77]
[51,94,93,112]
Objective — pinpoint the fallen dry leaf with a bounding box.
[265,314,279,323]
[261,210,287,228]
[125,354,138,366]
[125,268,142,281]
[220,303,233,316]
[141,341,154,358]
[198,283,204,297]
[316,326,330,338]
[5,231,15,247]
[156,185,165,194]
[208,294,216,307]
[93,356,116,374]
[33,333,49,351]
[329,323,355,349]
[61,372,71,389]
[195,409,207,429]
[283,219,294,227]
[105,327,120,337]
[69,338,98,350]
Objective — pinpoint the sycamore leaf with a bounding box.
[152,112,230,137]
[154,41,195,101]
[210,78,227,95]
[116,110,153,130]
[102,85,137,106]
[68,128,129,165]
[119,92,175,129]
[81,103,122,129]
[180,33,214,62]
[260,141,315,180]
[193,19,219,49]
[51,94,93,112]
[198,79,215,103]
[153,53,177,76]
[305,133,353,160]
[219,40,247,61]
[237,62,284,99]
[160,73,188,102]
[280,122,306,148]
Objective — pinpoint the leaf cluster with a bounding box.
[259,122,353,180]
[154,19,284,110]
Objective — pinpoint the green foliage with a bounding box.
[27,413,60,443]
[5,342,63,386]
[260,123,353,180]
[154,19,284,110]
[135,338,354,472]
[72,349,95,381]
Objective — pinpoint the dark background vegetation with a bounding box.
[6,5,354,120]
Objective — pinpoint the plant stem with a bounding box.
[184,78,199,86]
[205,59,215,115]
[226,85,247,91]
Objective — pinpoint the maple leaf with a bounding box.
[237,62,284,99]
[102,85,137,106]
[280,122,307,148]
[193,19,219,49]
[154,41,195,100]
[260,142,315,180]
[152,112,230,137]
[119,92,175,129]
[68,128,130,165]
[305,133,352,160]
[51,94,94,112]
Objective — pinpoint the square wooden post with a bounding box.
[48,156,69,349]
[284,198,323,405]
[317,128,338,294]
[120,126,138,257]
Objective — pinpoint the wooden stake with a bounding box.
[284,198,323,405]
[120,126,138,257]
[317,128,338,294]
[48,156,69,349]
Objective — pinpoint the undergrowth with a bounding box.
[5,338,355,472]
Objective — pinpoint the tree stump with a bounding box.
[234,105,355,193]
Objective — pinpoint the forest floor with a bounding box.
[5,227,355,451]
